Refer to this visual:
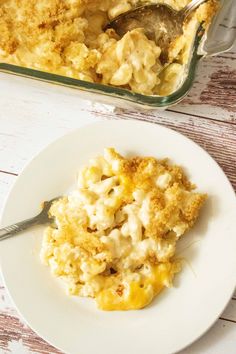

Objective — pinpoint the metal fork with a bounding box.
[0,197,61,241]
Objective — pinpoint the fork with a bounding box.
[0,197,61,241]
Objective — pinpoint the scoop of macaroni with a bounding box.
[40,148,207,310]
[0,0,218,95]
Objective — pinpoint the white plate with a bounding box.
[0,120,236,354]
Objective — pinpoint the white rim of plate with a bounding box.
[0,120,236,354]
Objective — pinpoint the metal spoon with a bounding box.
[0,196,61,241]
[105,0,208,62]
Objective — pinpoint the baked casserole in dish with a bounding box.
[0,0,235,108]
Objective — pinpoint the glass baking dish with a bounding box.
[0,0,235,110]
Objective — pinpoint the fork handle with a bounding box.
[0,217,39,241]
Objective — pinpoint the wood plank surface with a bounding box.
[221,300,236,322]
[173,55,236,121]
[86,107,236,190]
[0,38,235,354]
[0,81,235,189]
[0,311,62,354]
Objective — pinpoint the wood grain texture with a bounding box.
[170,42,236,121]
[0,267,235,354]
[221,301,236,322]
[0,312,62,354]
[172,55,236,121]
[0,40,235,354]
[0,88,235,189]
[86,106,236,190]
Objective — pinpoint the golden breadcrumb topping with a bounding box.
[0,0,218,95]
[40,148,207,310]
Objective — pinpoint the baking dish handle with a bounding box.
[198,0,236,57]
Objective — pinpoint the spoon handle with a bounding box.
[182,0,207,19]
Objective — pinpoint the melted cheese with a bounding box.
[40,148,206,310]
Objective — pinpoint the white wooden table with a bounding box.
[0,45,235,353]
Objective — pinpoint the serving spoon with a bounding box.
[105,0,208,62]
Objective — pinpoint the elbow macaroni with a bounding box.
[40,148,207,310]
[0,0,218,95]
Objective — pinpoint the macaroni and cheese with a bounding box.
[40,148,207,310]
[0,0,218,95]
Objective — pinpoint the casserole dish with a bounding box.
[0,0,235,110]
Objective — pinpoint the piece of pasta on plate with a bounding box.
[40,148,207,310]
